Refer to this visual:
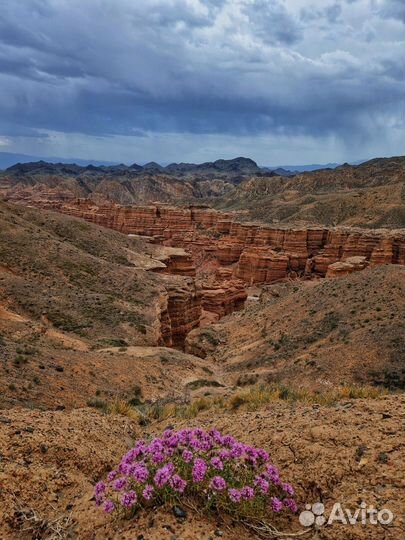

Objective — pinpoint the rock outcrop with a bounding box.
[152,247,196,277]
[12,199,405,286]
[200,279,247,318]
[234,247,289,284]
[326,256,369,278]
[159,275,202,348]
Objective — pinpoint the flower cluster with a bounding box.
[94,428,297,519]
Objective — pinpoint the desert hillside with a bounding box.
[186,265,405,390]
[1,156,404,227]
[214,157,405,228]
[0,201,215,409]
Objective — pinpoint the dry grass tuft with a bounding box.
[106,399,141,421]
[145,383,390,421]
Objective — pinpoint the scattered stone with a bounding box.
[355,445,368,462]
[377,452,389,464]
[172,505,187,519]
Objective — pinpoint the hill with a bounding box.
[0,201,212,409]
[186,265,405,390]
[214,156,405,227]
[1,155,404,227]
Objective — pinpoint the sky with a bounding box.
[0,0,404,165]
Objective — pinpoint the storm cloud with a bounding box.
[0,0,404,164]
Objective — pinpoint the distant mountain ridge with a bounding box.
[0,150,367,174]
[0,152,118,170]
[3,155,264,177]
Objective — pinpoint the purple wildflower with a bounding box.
[151,451,165,464]
[254,476,269,494]
[132,464,149,483]
[142,484,154,501]
[95,427,296,523]
[210,457,224,470]
[107,470,117,482]
[218,449,231,461]
[192,458,207,482]
[208,428,223,443]
[112,477,127,491]
[270,497,283,512]
[103,500,115,513]
[257,448,269,462]
[265,464,280,485]
[210,476,227,491]
[229,443,245,458]
[182,449,193,463]
[121,490,137,508]
[282,482,294,496]
[240,486,255,500]
[94,481,106,496]
[169,474,187,493]
[154,463,174,487]
[228,488,242,503]
[222,435,236,447]
[284,498,298,513]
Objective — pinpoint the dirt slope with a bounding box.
[215,157,405,227]
[0,395,403,540]
[186,266,405,390]
[0,201,213,409]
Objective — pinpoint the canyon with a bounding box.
[6,197,404,350]
[1,184,405,540]
[48,199,405,277]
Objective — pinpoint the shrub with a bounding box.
[94,428,297,523]
[87,398,108,411]
[107,399,141,421]
[14,354,27,366]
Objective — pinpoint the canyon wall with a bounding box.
[5,197,405,348]
[158,276,202,348]
[57,200,405,283]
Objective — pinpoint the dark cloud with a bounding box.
[0,0,404,162]
[242,0,303,45]
[378,0,405,22]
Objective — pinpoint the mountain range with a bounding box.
[0,151,366,174]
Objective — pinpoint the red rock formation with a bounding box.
[370,236,405,266]
[21,199,405,284]
[342,232,381,260]
[215,267,233,279]
[313,230,351,275]
[159,275,202,348]
[151,247,196,277]
[215,240,244,265]
[200,279,247,318]
[326,256,369,278]
[234,247,289,284]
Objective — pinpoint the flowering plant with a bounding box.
[94,427,297,520]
